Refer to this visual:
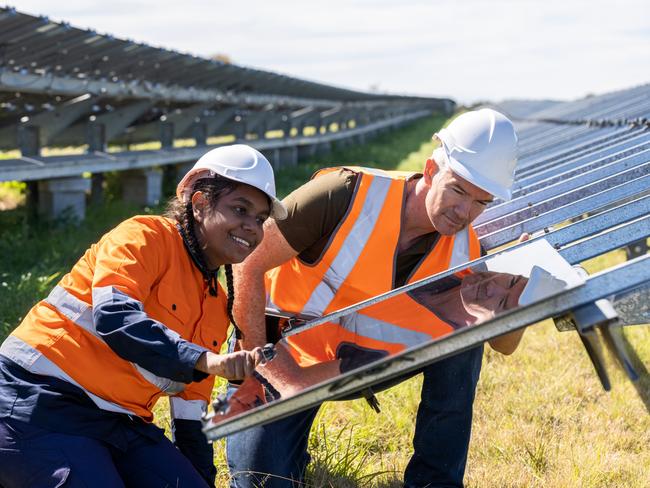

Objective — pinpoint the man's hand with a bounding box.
[196,349,264,380]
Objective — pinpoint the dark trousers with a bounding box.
[226,345,484,488]
[0,416,210,488]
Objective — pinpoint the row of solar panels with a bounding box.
[0,6,400,101]
[0,7,452,153]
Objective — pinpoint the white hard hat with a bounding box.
[518,265,568,306]
[434,108,518,200]
[177,144,287,220]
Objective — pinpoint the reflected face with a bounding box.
[460,271,527,321]
[426,167,493,235]
[194,184,271,267]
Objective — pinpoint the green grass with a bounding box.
[272,114,447,196]
[2,113,648,487]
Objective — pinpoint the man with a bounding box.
[228,109,523,487]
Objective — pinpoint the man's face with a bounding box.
[460,271,527,322]
[425,165,493,235]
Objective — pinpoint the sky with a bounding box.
[7,0,650,105]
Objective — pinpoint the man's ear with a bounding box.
[423,157,439,184]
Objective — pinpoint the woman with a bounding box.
[0,144,287,487]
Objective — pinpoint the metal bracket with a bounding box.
[261,342,277,363]
[202,393,229,422]
[612,282,650,325]
[553,299,640,390]
[280,317,307,335]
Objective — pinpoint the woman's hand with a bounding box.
[195,349,264,380]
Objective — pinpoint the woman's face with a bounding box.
[460,271,527,322]
[192,183,271,267]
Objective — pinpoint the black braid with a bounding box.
[182,202,211,271]
[175,201,219,296]
[225,264,243,339]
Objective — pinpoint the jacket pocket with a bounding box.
[153,283,194,335]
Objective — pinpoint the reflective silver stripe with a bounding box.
[335,313,432,348]
[134,364,185,394]
[45,285,186,395]
[169,397,206,421]
[301,174,393,317]
[91,286,187,395]
[46,285,95,332]
[449,227,470,269]
[352,166,389,177]
[0,335,138,416]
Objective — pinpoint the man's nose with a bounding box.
[454,200,472,221]
[487,281,507,297]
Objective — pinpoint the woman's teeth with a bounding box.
[231,235,251,248]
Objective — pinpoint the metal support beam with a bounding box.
[87,122,106,206]
[160,122,174,149]
[1,94,98,146]
[17,124,40,220]
[204,108,238,137]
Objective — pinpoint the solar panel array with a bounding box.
[0,6,452,152]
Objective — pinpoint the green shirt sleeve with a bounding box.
[276,168,358,264]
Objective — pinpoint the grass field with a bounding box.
[2,114,648,487]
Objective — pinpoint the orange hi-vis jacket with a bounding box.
[0,216,228,422]
[265,167,481,366]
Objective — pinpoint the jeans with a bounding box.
[226,345,484,488]
[0,416,210,488]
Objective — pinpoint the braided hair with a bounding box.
[165,177,241,334]
[224,263,237,333]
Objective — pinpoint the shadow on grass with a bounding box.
[621,330,650,414]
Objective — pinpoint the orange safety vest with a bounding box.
[0,216,228,422]
[265,167,481,366]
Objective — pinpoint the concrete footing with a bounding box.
[121,169,163,206]
[38,176,91,221]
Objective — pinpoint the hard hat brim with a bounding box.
[177,168,288,220]
[269,197,288,220]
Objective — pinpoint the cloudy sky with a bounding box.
[8,0,650,104]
